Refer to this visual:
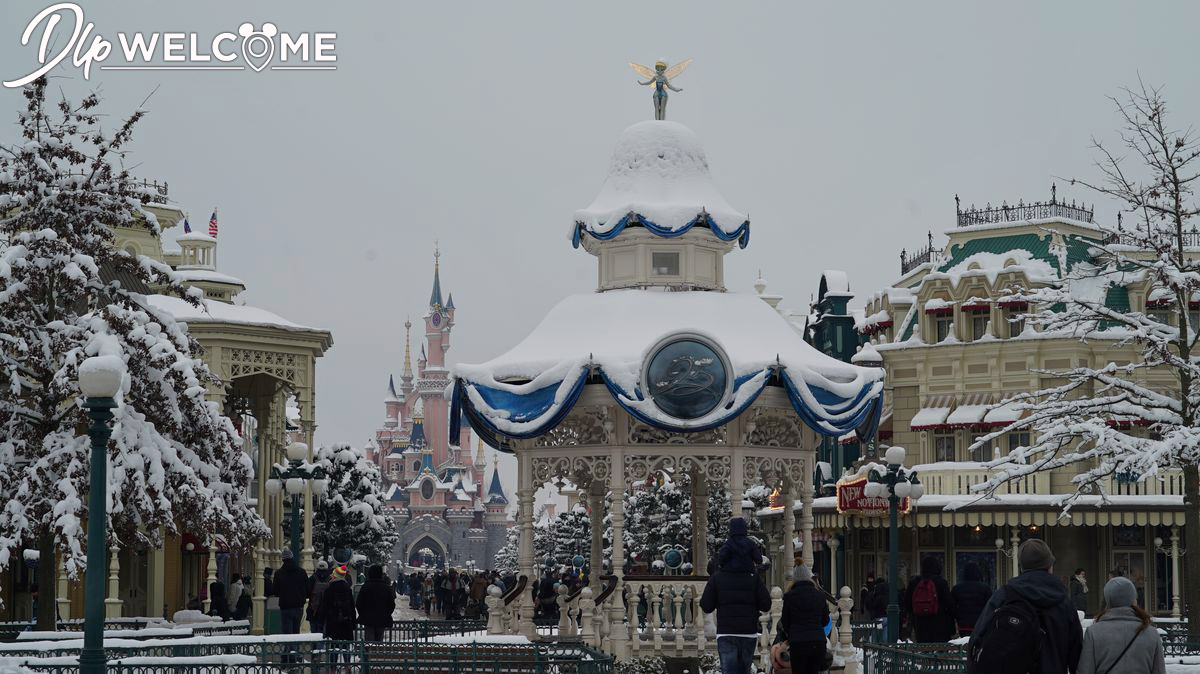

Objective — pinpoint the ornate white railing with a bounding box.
[919,467,1049,496]
[486,578,859,673]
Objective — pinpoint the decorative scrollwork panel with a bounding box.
[741,409,803,448]
[533,407,612,448]
[628,420,726,445]
[531,455,612,488]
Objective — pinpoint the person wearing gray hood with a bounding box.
[1077,576,1165,674]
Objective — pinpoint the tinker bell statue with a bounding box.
[630,59,692,120]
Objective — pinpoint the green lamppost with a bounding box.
[865,445,924,643]
[77,356,125,674]
[264,442,328,563]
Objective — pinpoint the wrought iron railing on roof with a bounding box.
[51,171,168,204]
[1103,219,1200,248]
[956,184,1093,227]
[900,231,937,275]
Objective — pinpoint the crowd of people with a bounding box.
[394,567,506,620]
[851,540,1166,674]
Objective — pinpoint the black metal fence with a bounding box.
[956,198,1094,227]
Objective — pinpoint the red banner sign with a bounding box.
[835,477,910,516]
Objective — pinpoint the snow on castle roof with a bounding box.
[573,121,749,247]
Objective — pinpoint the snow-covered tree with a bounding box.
[548,504,591,567]
[0,78,267,623]
[312,442,398,563]
[973,82,1200,635]
[493,525,520,574]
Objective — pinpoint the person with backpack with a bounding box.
[968,539,1082,674]
[1076,576,1165,674]
[904,555,956,642]
[306,560,331,634]
[778,565,831,674]
[356,564,396,641]
[699,518,772,674]
[951,561,992,638]
[317,565,357,640]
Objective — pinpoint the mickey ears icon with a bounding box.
[238,22,278,38]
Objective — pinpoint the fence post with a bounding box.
[486,585,505,635]
[557,585,572,637]
[838,586,858,674]
[579,587,596,646]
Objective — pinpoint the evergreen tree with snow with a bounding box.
[975,82,1200,635]
[312,442,398,563]
[493,525,520,574]
[548,504,591,567]
[0,78,267,625]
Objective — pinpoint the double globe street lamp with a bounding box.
[265,441,328,563]
[863,445,924,643]
[77,356,125,674]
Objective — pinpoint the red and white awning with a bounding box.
[910,395,956,431]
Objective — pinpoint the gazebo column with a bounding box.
[588,482,604,592]
[800,472,815,569]
[730,448,745,530]
[1010,528,1020,578]
[516,450,537,638]
[691,468,709,575]
[608,446,629,659]
[782,478,797,581]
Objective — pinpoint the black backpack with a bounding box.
[968,587,1045,674]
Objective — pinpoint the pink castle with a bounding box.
[368,250,509,568]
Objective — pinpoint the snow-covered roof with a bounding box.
[850,343,882,365]
[145,295,325,334]
[572,121,749,249]
[176,232,217,244]
[451,289,883,448]
[911,406,952,430]
[820,270,851,297]
[173,268,246,287]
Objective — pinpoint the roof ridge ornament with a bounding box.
[630,58,692,120]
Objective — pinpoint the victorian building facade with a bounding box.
[367,256,510,570]
[760,193,1188,617]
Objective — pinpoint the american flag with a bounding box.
[208,209,219,238]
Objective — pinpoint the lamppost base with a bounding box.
[79,646,106,674]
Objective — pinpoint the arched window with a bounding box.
[413,460,421,472]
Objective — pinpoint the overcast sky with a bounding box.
[2,1,1198,487]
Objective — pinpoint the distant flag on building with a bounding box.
[208,208,219,238]
[182,217,191,234]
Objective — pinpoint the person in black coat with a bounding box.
[317,565,357,641]
[356,564,396,641]
[208,580,231,621]
[951,561,991,637]
[969,539,1082,674]
[780,565,830,674]
[272,550,309,634]
[903,555,956,642]
[700,518,771,674]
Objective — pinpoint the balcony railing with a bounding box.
[51,171,168,204]
[1104,226,1200,249]
[956,185,1094,227]
[901,231,938,274]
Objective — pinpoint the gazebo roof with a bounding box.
[451,289,884,450]
[572,121,749,249]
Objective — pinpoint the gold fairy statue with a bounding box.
[630,59,692,120]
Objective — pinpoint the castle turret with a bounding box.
[384,375,403,426]
[400,319,415,395]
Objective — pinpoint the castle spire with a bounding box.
[401,318,414,390]
[474,437,486,469]
[429,243,443,309]
[386,374,400,401]
[486,455,508,505]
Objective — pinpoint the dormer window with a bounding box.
[652,251,680,276]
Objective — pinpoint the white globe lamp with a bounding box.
[893,481,912,498]
[78,356,125,398]
[910,482,925,501]
[311,478,329,495]
[884,446,907,466]
[286,441,308,462]
[265,478,282,495]
[285,477,305,495]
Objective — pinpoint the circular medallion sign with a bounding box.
[420,479,435,500]
[431,312,442,327]
[663,549,683,570]
[645,337,729,420]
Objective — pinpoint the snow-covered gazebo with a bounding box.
[450,120,883,659]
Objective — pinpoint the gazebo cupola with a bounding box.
[572,120,749,292]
